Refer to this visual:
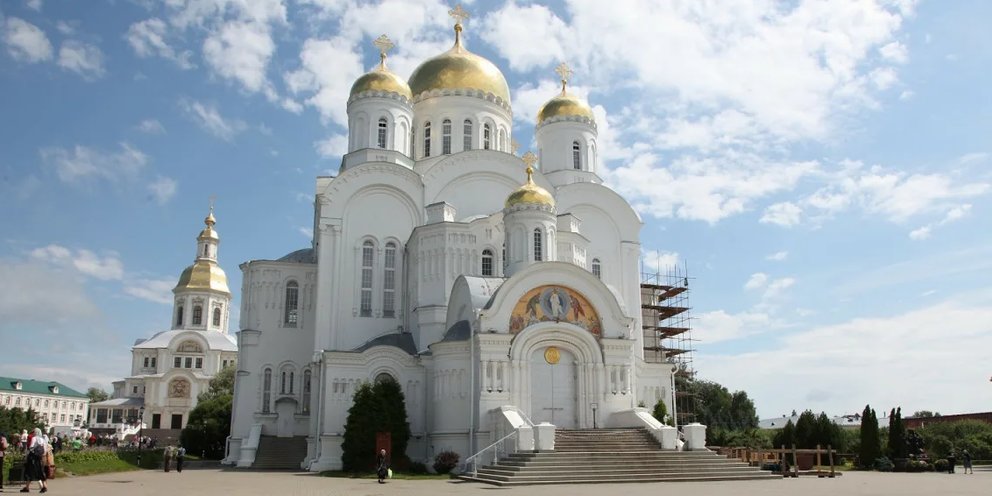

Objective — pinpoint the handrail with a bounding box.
[464,430,518,477]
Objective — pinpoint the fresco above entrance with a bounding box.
[509,285,601,336]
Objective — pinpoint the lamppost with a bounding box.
[137,406,145,468]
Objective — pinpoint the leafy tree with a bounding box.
[651,399,670,426]
[814,412,845,451]
[179,366,235,459]
[794,410,817,448]
[911,410,940,418]
[341,378,411,472]
[679,379,758,438]
[917,420,992,460]
[0,407,45,439]
[87,387,109,403]
[859,405,881,469]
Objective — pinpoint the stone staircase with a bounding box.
[252,436,308,470]
[462,428,778,486]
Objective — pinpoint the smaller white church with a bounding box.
[90,210,238,435]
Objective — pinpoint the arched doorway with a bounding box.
[530,346,577,428]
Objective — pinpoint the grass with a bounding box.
[320,470,454,480]
[58,457,142,476]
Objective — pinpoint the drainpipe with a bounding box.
[309,352,325,471]
[468,321,475,462]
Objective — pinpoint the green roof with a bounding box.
[0,376,88,399]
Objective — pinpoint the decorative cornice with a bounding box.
[536,114,597,130]
[347,89,412,107]
[411,87,513,115]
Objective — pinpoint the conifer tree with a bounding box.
[859,404,881,468]
[888,407,907,459]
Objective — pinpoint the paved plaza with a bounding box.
[25,467,990,496]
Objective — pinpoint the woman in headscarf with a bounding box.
[22,427,49,493]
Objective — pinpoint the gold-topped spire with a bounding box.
[205,195,216,226]
[554,62,573,95]
[449,4,470,48]
[372,34,394,69]
[505,151,555,209]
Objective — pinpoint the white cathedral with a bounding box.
[226,12,681,471]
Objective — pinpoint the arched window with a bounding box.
[383,242,397,318]
[481,249,494,276]
[176,306,184,326]
[212,307,221,326]
[360,240,374,317]
[592,258,602,279]
[377,117,388,149]
[192,305,203,325]
[289,371,295,394]
[280,370,287,394]
[572,141,582,170]
[533,228,543,261]
[262,368,272,413]
[423,122,431,157]
[483,123,491,150]
[284,281,299,326]
[463,119,473,151]
[442,119,452,155]
[375,372,396,384]
[302,370,312,414]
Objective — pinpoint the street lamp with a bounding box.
[137,406,145,468]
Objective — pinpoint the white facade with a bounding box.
[90,211,237,432]
[227,21,676,471]
[0,378,89,429]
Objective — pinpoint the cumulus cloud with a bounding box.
[479,2,570,72]
[909,204,972,240]
[148,176,178,205]
[136,119,166,134]
[766,251,789,261]
[179,99,246,141]
[314,133,348,159]
[0,259,100,326]
[41,142,148,184]
[744,273,768,291]
[30,244,125,281]
[284,36,364,127]
[761,202,804,227]
[126,17,195,69]
[203,20,276,94]
[57,40,106,80]
[123,278,175,305]
[640,248,680,276]
[3,17,53,62]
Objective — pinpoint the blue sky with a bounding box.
[1,0,990,419]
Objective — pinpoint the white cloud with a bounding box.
[760,202,804,227]
[58,40,106,80]
[148,176,178,205]
[26,0,43,11]
[41,142,148,184]
[640,249,680,276]
[203,20,275,94]
[0,259,100,327]
[298,226,314,238]
[123,278,175,304]
[908,225,931,240]
[285,36,364,126]
[909,204,971,241]
[126,17,195,69]
[479,2,570,72]
[765,251,789,261]
[764,277,796,298]
[695,309,771,343]
[180,99,246,141]
[879,41,909,63]
[314,133,348,159]
[3,17,53,62]
[30,244,125,281]
[136,119,165,134]
[744,273,768,291]
[698,295,992,417]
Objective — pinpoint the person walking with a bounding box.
[376,449,389,484]
[163,446,173,472]
[176,445,186,473]
[962,450,973,474]
[1,431,8,491]
[947,451,956,474]
[21,428,49,493]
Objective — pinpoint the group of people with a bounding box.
[0,428,53,493]
[162,445,187,473]
[945,449,975,474]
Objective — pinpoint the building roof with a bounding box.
[132,329,237,352]
[352,332,418,356]
[89,397,144,408]
[759,413,888,430]
[276,248,316,264]
[0,376,88,399]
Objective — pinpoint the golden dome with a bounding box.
[350,66,412,100]
[199,211,219,241]
[506,161,555,209]
[408,23,510,103]
[174,261,230,295]
[537,92,594,124]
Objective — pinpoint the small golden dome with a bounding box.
[174,261,230,295]
[408,21,510,103]
[350,67,413,100]
[198,210,219,241]
[506,160,555,209]
[537,92,594,124]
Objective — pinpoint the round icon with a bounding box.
[544,346,560,365]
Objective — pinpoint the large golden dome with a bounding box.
[408,24,510,103]
[537,92,594,124]
[351,68,412,100]
[174,261,230,295]
[506,160,555,209]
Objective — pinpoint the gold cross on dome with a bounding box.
[449,4,470,26]
[208,194,216,214]
[522,151,538,170]
[555,62,573,93]
[373,34,394,56]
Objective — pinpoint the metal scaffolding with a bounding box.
[641,259,697,424]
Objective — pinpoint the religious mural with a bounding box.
[509,285,601,336]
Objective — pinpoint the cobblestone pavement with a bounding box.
[17,467,990,496]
